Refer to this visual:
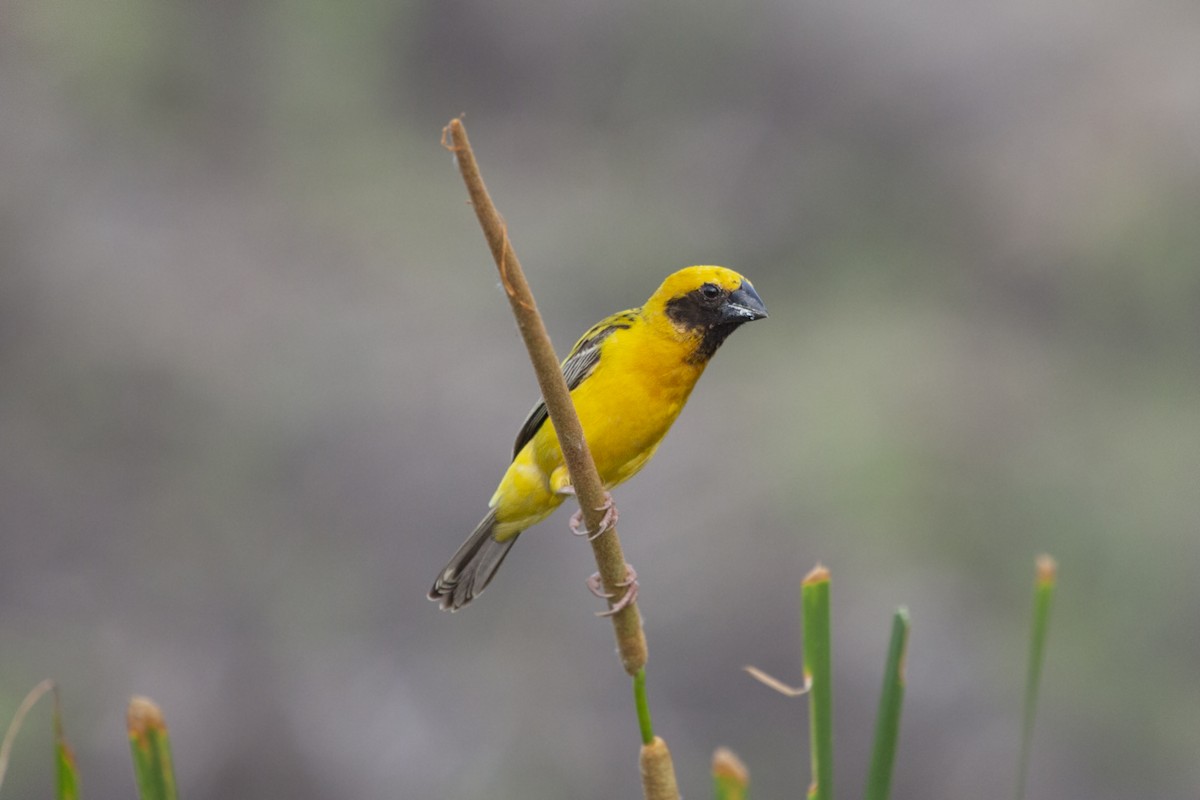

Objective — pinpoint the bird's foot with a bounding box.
[568,492,619,541]
[587,564,639,616]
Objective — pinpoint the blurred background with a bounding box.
[2,0,1199,798]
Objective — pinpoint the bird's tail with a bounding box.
[428,509,519,611]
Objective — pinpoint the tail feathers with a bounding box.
[428,510,519,611]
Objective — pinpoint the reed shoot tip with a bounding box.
[127,696,166,740]
[712,747,749,783]
[803,564,830,585]
[1035,554,1057,586]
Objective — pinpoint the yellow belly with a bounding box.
[489,326,705,539]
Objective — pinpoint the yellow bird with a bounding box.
[429,265,766,611]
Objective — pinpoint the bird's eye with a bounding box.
[700,283,721,300]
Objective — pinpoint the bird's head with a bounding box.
[645,266,767,362]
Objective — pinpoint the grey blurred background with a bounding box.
[2,0,1199,798]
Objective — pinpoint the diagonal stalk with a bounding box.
[443,117,674,800]
[443,118,646,672]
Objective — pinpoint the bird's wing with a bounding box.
[511,308,640,460]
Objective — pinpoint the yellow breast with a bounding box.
[536,321,705,488]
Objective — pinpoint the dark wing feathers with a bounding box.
[511,309,639,459]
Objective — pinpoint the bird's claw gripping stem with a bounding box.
[587,564,639,616]
[568,491,619,541]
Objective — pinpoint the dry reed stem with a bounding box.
[443,118,647,673]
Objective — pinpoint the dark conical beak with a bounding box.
[721,282,768,323]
